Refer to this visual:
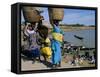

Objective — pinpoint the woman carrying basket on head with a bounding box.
[51,20,64,68]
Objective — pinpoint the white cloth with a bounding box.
[26,29,35,35]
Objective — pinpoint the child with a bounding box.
[40,37,52,61]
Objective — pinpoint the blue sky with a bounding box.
[62,9,95,26]
[21,7,95,26]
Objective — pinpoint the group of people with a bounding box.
[22,20,64,68]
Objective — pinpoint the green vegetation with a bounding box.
[60,23,95,27]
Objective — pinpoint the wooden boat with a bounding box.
[74,35,84,40]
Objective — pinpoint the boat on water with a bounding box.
[74,35,84,40]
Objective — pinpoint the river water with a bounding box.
[64,30,95,48]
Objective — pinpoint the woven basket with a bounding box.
[22,7,41,23]
[48,8,64,24]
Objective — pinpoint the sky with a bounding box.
[21,7,95,26]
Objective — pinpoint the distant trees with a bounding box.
[60,23,95,27]
[71,24,84,27]
[89,25,95,27]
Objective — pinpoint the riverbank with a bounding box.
[60,26,95,32]
[21,51,95,71]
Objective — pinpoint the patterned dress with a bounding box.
[26,29,40,58]
[51,25,64,64]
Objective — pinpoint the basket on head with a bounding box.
[48,8,64,25]
[22,7,41,23]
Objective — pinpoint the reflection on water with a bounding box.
[64,30,95,48]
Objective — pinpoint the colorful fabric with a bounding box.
[22,48,40,58]
[45,37,50,44]
[41,47,52,59]
[31,48,40,57]
[51,24,64,64]
[52,32,63,43]
[40,37,52,59]
[51,40,61,64]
